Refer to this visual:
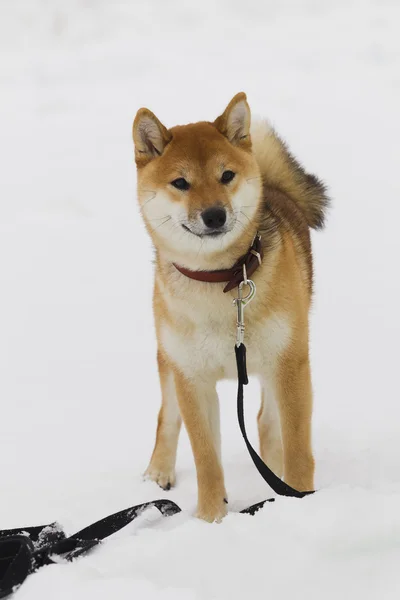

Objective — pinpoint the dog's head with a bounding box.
[132,93,262,265]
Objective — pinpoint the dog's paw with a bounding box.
[144,465,176,491]
[195,497,228,523]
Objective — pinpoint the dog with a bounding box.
[132,93,328,522]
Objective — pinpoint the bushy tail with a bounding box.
[251,120,329,229]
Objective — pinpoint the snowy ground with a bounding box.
[1,0,400,598]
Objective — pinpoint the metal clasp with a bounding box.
[233,278,256,347]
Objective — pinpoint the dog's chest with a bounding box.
[159,290,291,380]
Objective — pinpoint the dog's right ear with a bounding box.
[132,108,172,167]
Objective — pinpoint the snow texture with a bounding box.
[1,0,400,598]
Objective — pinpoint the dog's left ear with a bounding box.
[214,92,251,147]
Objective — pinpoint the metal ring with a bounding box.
[238,279,256,306]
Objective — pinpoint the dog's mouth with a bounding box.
[181,224,228,238]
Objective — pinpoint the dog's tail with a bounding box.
[251,119,329,229]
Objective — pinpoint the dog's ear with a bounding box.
[214,92,251,147]
[133,108,172,166]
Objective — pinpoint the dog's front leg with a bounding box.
[145,349,182,490]
[174,369,227,523]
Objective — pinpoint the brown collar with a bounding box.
[173,233,263,293]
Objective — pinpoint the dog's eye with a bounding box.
[221,170,235,184]
[171,178,190,191]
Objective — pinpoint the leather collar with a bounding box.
[173,233,263,293]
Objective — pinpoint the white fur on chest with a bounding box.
[160,310,292,382]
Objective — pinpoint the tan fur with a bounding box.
[133,93,328,522]
[144,349,181,490]
[251,120,328,229]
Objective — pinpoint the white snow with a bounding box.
[1,0,400,598]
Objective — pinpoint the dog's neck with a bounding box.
[172,232,263,293]
[156,218,260,274]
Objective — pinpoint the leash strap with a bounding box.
[0,500,181,598]
[0,496,273,597]
[235,343,314,499]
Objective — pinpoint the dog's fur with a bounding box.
[132,93,328,522]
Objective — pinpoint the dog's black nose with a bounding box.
[201,207,227,229]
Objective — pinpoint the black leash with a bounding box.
[235,343,314,499]
[0,342,312,597]
[0,500,182,598]
[0,498,272,597]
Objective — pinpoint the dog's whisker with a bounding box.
[140,192,157,212]
[153,216,172,230]
[240,210,252,225]
[147,215,170,221]
[195,236,205,259]
[141,189,157,200]
[235,217,247,234]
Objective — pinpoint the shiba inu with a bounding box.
[132,93,328,522]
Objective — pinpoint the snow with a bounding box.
[1,0,400,597]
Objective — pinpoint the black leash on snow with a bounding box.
[0,344,314,598]
[0,501,181,599]
[235,343,314,499]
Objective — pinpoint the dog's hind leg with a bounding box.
[144,349,182,490]
[258,378,283,479]
[276,349,315,492]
